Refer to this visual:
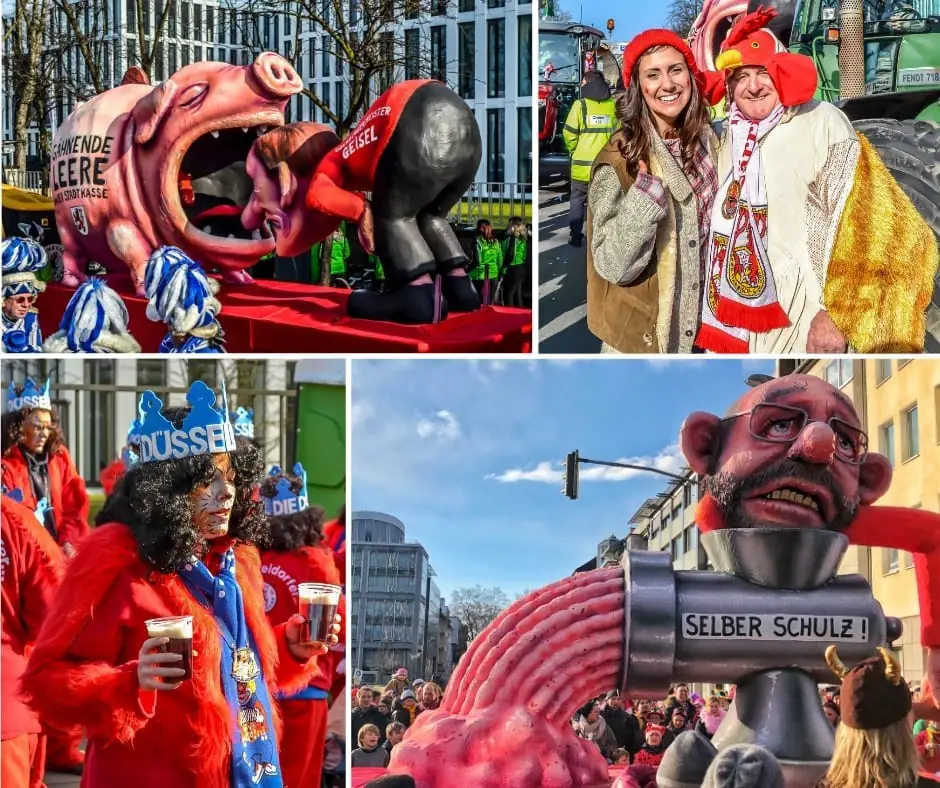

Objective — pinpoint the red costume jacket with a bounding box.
[22,523,322,788]
[2,444,90,549]
[306,80,430,223]
[1,497,64,741]
[260,544,346,694]
[323,518,346,587]
[698,499,940,648]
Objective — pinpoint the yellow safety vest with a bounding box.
[562,97,618,182]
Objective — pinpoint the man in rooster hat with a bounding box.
[698,7,937,355]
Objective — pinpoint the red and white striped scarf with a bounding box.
[697,103,788,353]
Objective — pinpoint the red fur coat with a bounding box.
[22,523,321,788]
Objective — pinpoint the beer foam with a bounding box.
[299,590,339,605]
[146,617,193,639]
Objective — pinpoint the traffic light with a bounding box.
[562,450,580,500]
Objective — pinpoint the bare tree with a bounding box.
[219,0,455,136]
[667,0,701,37]
[6,0,50,169]
[450,585,510,642]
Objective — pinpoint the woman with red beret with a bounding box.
[586,30,721,355]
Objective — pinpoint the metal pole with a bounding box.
[576,456,689,484]
[422,568,431,680]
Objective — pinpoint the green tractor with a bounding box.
[773,0,940,345]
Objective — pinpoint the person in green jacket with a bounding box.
[317,222,351,286]
[469,220,502,305]
[499,217,529,308]
[562,70,617,247]
[370,254,386,293]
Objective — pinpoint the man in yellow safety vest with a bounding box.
[562,70,617,247]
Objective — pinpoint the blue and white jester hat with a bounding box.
[144,246,222,335]
[2,238,47,298]
[6,378,52,413]
[135,379,236,464]
[231,407,254,439]
[264,463,309,517]
[42,279,142,353]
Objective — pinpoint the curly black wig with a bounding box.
[259,468,325,552]
[1,406,65,457]
[96,406,268,574]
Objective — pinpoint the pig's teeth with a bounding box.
[251,229,262,240]
[204,225,213,234]
[241,127,250,133]
[227,233,236,239]
[210,130,220,139]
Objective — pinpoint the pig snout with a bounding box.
[253,53,302,98]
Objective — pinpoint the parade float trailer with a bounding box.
[38,54,531,352]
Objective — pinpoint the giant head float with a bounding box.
[51,53,302,295]
[688,0,797,74]
[361,374,939,788]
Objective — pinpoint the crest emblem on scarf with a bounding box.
[728,221,766,299]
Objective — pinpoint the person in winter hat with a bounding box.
[145,246,225,353]
[394,689,420,729]
[657,729,719,788]
[632,723,668,768]
[697,6,936,355]
[2,238,47,354]
[587,28,720,354]
[701,743,785,788]
[818,646,938,788]
[43,278,141,353]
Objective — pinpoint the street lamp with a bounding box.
[561,450,690,500]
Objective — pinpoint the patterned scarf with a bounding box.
[697,103,788,353]
[2,311,42,354]
[179,549,283,787]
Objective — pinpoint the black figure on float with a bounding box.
[242,80,484,325]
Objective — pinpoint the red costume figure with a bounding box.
[21,385,340,788]
[244,80,484,324]
[2,379,87,774]
[681,373,940,694]
[323,507,347,588]
[1,496,65,788]
[259,464,346,788]
[2,380,90,557]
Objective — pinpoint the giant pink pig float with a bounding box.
[50,53,302,295]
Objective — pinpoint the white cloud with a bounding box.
[644,359,707,370]
[488,443,686,484]
[416,410,462,441]
[350,401,374,427]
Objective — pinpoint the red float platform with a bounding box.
[350,766,627,787]
[37,277,532,354]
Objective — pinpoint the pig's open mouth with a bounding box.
[180,124,277,241]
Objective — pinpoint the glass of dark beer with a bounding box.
[145,615,194,681]
[298,583,340,647]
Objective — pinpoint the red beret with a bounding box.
[621,29,706,94]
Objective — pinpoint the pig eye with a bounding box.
[178,83,209,109]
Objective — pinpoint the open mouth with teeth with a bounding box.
[743,480,834,527]
[177,122,279,244]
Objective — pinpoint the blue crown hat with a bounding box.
[7,378,52,413]
[136,379,236,464]
[264,462,309,517]
[144,246,222,335]
[127,415,143,447]
[231,407,255,439]
[2,238,47,298]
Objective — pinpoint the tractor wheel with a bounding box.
[852,118,940,350]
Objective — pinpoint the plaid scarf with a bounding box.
[697,103,789,353]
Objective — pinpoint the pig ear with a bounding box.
[133,80,179,145]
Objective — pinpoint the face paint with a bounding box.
[21,409,53,454]
[191,453,236,539]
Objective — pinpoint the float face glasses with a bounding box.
[723,402,868,464]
